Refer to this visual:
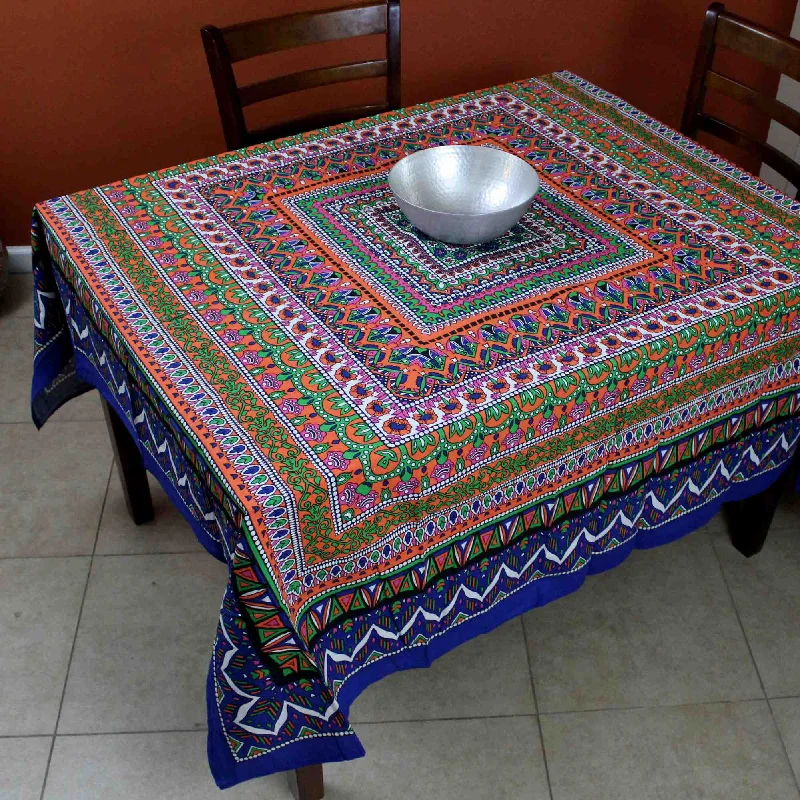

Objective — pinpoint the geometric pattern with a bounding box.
[30,70,800,788]
[273,170,652,335]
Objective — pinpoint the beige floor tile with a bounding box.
[0,316,37,423]
[95,466,203,555]
[710,498,800,698]
[541,701,799,800]
[1,273,34,318]
[43,731,280,799]
[349,618,535,722]
[524,530,762,713]
[0,736,53,800]
[0,558,90,735]
[327,717,550,800]
[0,422,111,557]
[51,390,104,423]
[771,697,800,785]
[0,316,103,423]
[58,553,227,734]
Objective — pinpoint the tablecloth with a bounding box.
[31,71,800,788]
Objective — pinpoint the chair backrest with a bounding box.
[201,0,401,151]
[681,2,800,188]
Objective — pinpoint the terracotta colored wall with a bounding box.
[1,0,795,245]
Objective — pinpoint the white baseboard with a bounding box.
[6,246,32,273]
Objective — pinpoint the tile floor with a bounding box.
[1,271,800,799]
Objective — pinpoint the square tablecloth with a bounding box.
[31,71,800,788]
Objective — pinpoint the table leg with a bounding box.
[723,459,795,557]
[287,764,324,800]
[102,399,154,525]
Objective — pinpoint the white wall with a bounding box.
[760,1,800,195]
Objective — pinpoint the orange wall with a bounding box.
[1,0,794,244]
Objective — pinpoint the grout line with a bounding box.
[705,525,767,696]
[0,550,205,561]
[769,692,800,793]
[0,419,106,426]
[768,697,800,794]
[91,550,206,558]
[707,523,800,797]
[12,693,795,739]
[354,712,539,726]
[34,727,211,738]
[537,695,769,719]
[38,460,112,800]
[521,617,555,800]
[0,554,96,561]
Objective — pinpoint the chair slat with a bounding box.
[705,71,800,137]
[239,60,388,107]
[697,112,800,187]
[716,13,800,84]
[223,2,387,63]
[246,103,390,145]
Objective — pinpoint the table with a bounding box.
[31,71,800,795]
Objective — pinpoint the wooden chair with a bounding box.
[683,3,800,558]
[201,0,401,151]
[681,2,800,187]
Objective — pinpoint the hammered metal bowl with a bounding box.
[387,145,540,245]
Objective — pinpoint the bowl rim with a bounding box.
[387,144,540,219]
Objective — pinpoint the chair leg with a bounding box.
[723,461,794,557]
[102,399,154,525]
[287,764,324,800]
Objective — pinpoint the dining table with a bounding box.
[31,70,800,796]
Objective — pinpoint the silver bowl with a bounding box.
[387,145,540,245]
